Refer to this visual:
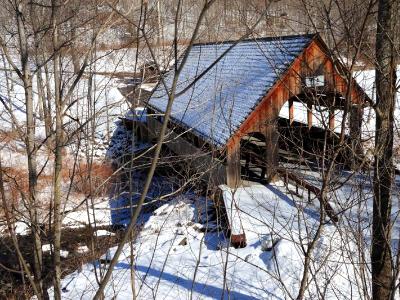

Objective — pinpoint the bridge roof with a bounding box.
[148,34,316,147]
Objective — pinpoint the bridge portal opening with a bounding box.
[238,93,363,183]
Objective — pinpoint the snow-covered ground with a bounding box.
[52,174,397,299]
[62,199,112,229]
[0,51,136,158]
[0,64,130,244]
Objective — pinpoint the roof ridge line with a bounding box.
[191,33,317,47]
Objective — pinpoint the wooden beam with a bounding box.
[329,107,335,132]
[307,102,313,130]
[264,121,279,182]
[289,98,294,126]
[226,140,241,188]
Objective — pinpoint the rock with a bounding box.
[192,223,204,232]
[178,237,187,246]
[231,234,247,248]
[175,228,185,235]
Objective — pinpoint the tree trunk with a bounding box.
[36,63,52,139]
[52,1,63,298]
[16,3,45,298]
[372,0,397,298]
[1,53,14,130]
[43,63,54,145]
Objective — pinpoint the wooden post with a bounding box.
[139,123,149,143]
[264,119,279,182]
[226,139,241,188]
[307,102,313,130]
[244,152,250,177]
[289,98,294,126]
[260,166,266,180]
[349,105,363,169]
[329,107,335,132]
[136,122,142,141]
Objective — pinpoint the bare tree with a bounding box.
[0,1,46,297]
[372,0,398,298]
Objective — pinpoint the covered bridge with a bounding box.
[144,33,369,189]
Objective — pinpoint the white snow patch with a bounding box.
[140,82,158,92]
[14,222,30,235]
[42,244,52,253]
[60,250,69,258]
[76,245,90,254]
[41,244,68,258]
[94,229,115,237]
[62,200,112,228]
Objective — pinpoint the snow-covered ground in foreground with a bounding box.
[52,177,393,299]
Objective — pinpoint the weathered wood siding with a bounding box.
[146,117,227,186]
[225,39,368,187]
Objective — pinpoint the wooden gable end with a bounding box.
[226,37,369,150]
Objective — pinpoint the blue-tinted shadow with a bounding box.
[114,263,260,299]
[266,184,320,222]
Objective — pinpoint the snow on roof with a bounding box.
[148,34,315,147]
